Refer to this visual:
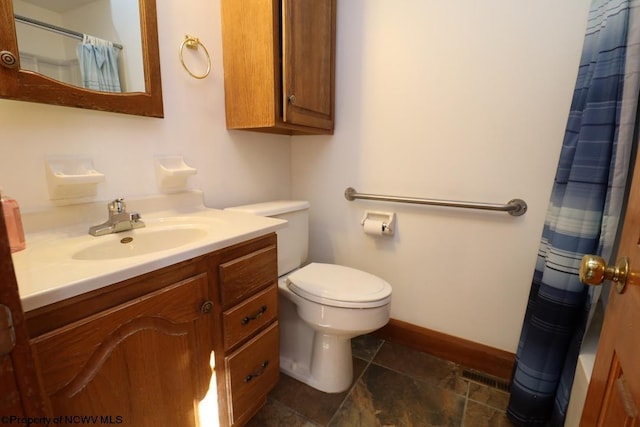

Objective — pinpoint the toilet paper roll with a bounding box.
[363,219,385,236]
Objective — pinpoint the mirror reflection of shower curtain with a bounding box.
[76,34,122,92]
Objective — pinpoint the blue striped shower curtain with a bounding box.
[507,0,640,425]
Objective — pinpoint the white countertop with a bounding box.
[13,191,285,312]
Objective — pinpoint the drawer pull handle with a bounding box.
[200,300,214,314]
[245,360,269,383]
[241,305,267,325]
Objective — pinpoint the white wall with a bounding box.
[0,1,291,213]
[13,1,68,60]
[291,0,591,352]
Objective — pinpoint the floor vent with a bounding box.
[461,369,511,392]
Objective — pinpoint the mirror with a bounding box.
[0,0,163,117]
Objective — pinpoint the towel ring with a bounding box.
[179,35,211,79]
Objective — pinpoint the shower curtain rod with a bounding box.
[14,14,123,50]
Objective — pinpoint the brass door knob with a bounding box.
[579,255,630,294]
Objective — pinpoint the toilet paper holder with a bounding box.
[361,211,396,236]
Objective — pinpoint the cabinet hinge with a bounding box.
[0,304,16,356]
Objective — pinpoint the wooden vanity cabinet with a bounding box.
[25,233,280,427]
[221,0,336,135]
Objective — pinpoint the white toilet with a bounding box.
[225,201,392,393]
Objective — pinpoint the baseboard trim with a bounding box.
[373,318,515,380]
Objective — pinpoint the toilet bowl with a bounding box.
[279,262,391,392]
[225,201,392,393]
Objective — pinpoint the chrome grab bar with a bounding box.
[344,187,527,217]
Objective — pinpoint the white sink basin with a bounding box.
[13,191,287,312]
[72,224,210,260]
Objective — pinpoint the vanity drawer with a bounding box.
[219,245,277,307]
[225,322,279,424]
[223,284,278,350]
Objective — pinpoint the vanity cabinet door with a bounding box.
[282,0,336,131]
[31,273,214,427]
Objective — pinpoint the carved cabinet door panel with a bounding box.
[31,273,214,427]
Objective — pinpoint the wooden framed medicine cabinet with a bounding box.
[0,0,163,118]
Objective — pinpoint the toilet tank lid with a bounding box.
[225,200,310,216]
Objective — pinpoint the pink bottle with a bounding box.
[1,192,26,253]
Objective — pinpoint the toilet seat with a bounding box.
[286,263,392,308]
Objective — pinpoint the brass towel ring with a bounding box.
[179,35,211,79]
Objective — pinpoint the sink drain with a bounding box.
[120,237,134,244]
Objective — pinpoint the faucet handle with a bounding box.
[109,198,126,214]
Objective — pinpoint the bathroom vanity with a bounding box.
[14,192,284,427]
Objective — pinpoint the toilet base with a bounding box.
[280,332,354,393]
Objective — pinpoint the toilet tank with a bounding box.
[225,201,310,276]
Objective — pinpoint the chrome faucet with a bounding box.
[89,198,145,236]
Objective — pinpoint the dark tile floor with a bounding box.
[247,335,514,427]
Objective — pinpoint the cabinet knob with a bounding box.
[288,95,297,105]
[200,300,214,314]
[0,51,18,69]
